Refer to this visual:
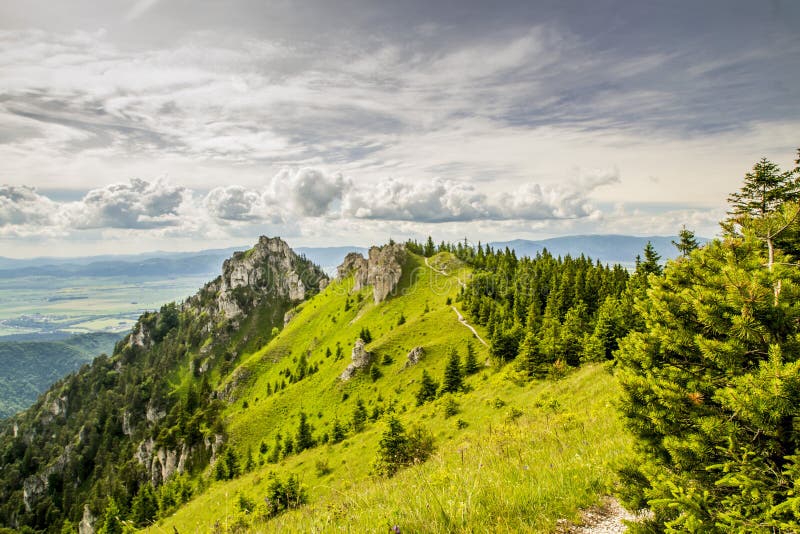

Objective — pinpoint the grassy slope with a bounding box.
[148,252,631,533]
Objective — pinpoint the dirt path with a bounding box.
[424,256,466,288]
[559,497,650,534]
[451,305,488,346]
[423,257,487,346]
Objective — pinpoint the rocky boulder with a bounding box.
[339,338,373,381]
[404,346,425,367]
[336,243,406,303]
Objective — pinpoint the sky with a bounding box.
[1,0,798,257]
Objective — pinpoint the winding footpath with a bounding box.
[424,257,488,346]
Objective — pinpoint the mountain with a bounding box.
[0,237,632,533]
[295,246,368,275]
[0,333,121,419]
[490,234,710,266]
[0,246,365,281]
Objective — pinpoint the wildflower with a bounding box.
[390,525,401,533]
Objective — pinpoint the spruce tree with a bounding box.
[515,330,541,376]
[331,418,346,443]
[441,347,463,393]
[373,416,410,477]
[415,370,439,405]
[295,411,315,452]
[558,301,588,366]
[672,225,699,257]
[131,483,158,527]
[98,497,123,534]
[638,241,662,276]
[463,341,480,374]
[727,157,800,218]
[352,399,367,432]
[616,232,800,531]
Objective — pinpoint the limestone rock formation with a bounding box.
[405,346,425,367]
[339,338,373,381]
[196,236,328,320]
[78,504,95,534]
[336,243,406,303]
[337,252,369,290]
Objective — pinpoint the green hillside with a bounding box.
[0,332,120,418]
[145,251,631,532]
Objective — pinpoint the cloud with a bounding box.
[125,0,161,21]
[204,185,279,222]
[65,178,187,229]
[343,168,618,222]
[0,185,59,227]
[271,168,349,217]
[343,178,487,222]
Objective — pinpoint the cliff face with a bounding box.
[0,236,327,532]
[199,236,328,320]
[337,243,406,303]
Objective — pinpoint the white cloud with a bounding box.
[0,185,59,227]
[270,168,349,217]
[204,185,279,222]
[342,168,618,223]
[64,178,187,229]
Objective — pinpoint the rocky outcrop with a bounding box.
[23,475,46,512]
[78,504,95,534]
[195,236,328,320]
[128,321,152,349]
[405,346,425,367]
[339,338,373,381]
[136,438,195,486]
[336,243,406,303]
[338,252,369,290]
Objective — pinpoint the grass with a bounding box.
[145,252,632,533]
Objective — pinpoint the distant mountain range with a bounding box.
[488,235,710,267]
[0,235,707,281]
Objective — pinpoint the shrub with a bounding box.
[373,416,435,477]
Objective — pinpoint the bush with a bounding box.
[373,416,434,477]
[263,473,307,518]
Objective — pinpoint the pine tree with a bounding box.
[727,157,800,218]
[98,497,123,534]
[584,296,626,361]
[672,225,699,257]
[616,232,800,531]
[331,418,346,443]
[295,411,315,452]
[352,399,367,432]
[415,370,439,405]
[423,236,435,257]
[131,483,158,527]
[463,341,480,374]
[223,446,240,479]
[441,347,463,393]
[244,445,255,472]
[359,327,372,344]
[558,301,588,366]
[515,330,542,376]
[373,416,410,477]
[638,241,662,276]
